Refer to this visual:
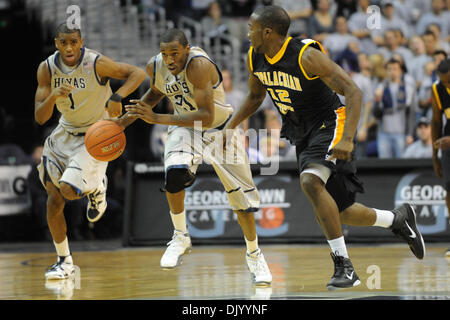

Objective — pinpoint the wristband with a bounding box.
[109,93,122,103]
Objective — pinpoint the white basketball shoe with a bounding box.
[160,230,192,269]
[246,248,272,286]
[45,255,75,280]
[87,176,107,223]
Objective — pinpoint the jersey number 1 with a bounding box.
[68,93,75,110]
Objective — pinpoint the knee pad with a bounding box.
[164,167,196,193]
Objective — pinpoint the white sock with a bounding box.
[373,209,394,228]
[54,237,72,263]
[245,235,259,254]
[327,236,349,258]
[170,210,187,233]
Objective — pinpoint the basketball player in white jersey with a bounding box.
[34,23,146,280]
[122,29,272,285]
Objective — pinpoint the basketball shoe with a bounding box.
[87,176,107,223]
[390,203,425,259]
[445,248,450,259]
[160,230,192,269]
[327,252,361,290]
[246,249,272,286]
[45,255,75,280]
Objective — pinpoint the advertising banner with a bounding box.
[0,165,32,216]
[123,160,450,245]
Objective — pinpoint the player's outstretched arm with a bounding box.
[96,55,147,118]
[224,55,266,131]
[117,57,166,129]
[34,61,74,125]
[301,46,363,161]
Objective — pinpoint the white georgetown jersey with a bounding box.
[152,46,233,130]
[46,47,111,133]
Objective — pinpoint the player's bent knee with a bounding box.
[164,167,196,194]
[339,210,351,224]
[299,173,324,196]
[59,182,81,201]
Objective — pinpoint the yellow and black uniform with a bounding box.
[249,37,363,211]
[432,80,450,190]
[432,81,450,135]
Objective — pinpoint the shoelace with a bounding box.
[88,177,107,209]
[249,251,268,274]
[88,191,100,210]
[331,253,346,276]
[166,233,187,252]
[48,261,70,272]
[255,259,268,274]
[47,263,62,272]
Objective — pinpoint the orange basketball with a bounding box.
[85,120,126,162]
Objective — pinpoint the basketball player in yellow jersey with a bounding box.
[224,6,425,290]
[123,29,272,285]
[34,23,146,280]
[430,58,450,258]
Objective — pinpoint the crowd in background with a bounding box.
[147,0,449,162]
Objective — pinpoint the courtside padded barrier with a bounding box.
[122,159,449,246]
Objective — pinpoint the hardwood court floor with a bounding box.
[0,241,449,300]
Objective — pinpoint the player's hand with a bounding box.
[433,157,443,178]
[356,127,367,142]
[125,100,158,124]
[52,83,74,99]
[330,138,353,162]
[109,117,126,130]
[434,137,450,150]
[106,100,123,118]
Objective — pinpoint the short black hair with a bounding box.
[433,50,448,58]
[385,58,403,69]
[253,5,290,37]
[437,59,450,74]
[55,22,81,38]
[160,29,189,46]
[422,30,436,38]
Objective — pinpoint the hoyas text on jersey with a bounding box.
[53,77,86,89]
[165,81,189,95]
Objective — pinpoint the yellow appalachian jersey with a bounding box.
[432,80,450,135]
[249,37,343,120]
